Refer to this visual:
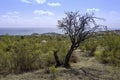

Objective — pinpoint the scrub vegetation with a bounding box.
[0,11,120,80]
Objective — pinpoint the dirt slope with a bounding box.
[0,50,120,80]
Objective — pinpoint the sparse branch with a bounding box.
[57,11,104,67]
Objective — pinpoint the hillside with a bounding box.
[0,50,120,80]
[112,30,120,35]
[0,30,120,80]
[31,32,63,36]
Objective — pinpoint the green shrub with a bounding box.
[95,46,120,66]
[12,40,41,73]
[95,46,109,63]
[80,37,98,56]
[80,32,120,66]
[49,65,57,80]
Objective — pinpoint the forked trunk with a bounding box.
[64,44,74,68]
[53,50,61,67]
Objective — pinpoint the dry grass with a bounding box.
[0,50,120,80]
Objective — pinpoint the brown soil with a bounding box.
[0,50,120,80]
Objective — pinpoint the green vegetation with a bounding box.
[49,65,57,80]
[80,31,120,66]
[0,34,69,74]
[0,30,120,75]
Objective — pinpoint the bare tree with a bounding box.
[58,11,103,68]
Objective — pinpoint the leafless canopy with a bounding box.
[58,11,103,49]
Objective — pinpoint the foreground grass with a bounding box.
[0,50,120,80]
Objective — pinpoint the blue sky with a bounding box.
[0,0,120,29]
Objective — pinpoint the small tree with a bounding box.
[58,11,104,67]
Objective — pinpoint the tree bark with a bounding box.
[53,50,61,67]
[64,44,74,68]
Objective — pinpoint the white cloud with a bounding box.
[1,11,20,18]
[86,8,100,12]
[7,11,19,15]
[35,0,46,4]
[0,11,21,26]
[21,0,32,4]
[0,10,57,28]
[47,2,61,7]
[21,0,46,4]
[33,10,54,16]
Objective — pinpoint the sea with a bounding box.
[0,27,63,35]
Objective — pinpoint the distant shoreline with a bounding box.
[0,27,63,35]
[0,27,120,35]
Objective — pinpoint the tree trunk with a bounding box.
[53,50,61,67]
[64,44,74,68]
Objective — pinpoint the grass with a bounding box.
[0,50,120,80]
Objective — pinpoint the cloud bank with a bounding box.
[35,0,46,4]
[87,8,100,12]
[47,2,61,7]
[21,0,46,4]
[33,10,54,16]
[21,0,32,4]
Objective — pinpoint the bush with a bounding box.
[95,46,109,63]
[49,65,57,80]
[95,46,120,66]
[80,32,120,66]
[12,40,41,73]
[80,37,98,56]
